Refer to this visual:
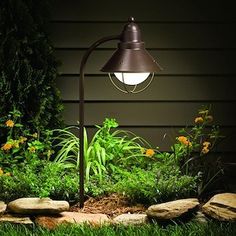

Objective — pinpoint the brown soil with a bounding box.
[70,194,147,218]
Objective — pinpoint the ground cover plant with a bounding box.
[0,221,235,236]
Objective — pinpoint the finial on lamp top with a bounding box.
[128,16,135,22]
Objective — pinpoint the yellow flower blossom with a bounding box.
[5,120,14,127]
[28,146,36,153]
[12,140,19,148]
[19,136,27,144]
[0,168,11,177]
[203,141,211,148]
[194,117,204,124]
[1,143,13,151]
[145,149,155,157]
[201,147,209,154]
[32,133,38,138]
[177,136,192,147]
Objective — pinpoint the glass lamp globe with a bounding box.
[114,72,150,85]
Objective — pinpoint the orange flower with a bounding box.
[1,143,13,151]
[145,149,155,157]
[194,117,204,124]
[0,168,3,176]
[5,120,14,127]
[177,136,192,147]
[178,136,188,143]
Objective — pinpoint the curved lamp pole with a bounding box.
[79,17,162,208]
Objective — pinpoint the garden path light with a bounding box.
[79,17,162,207]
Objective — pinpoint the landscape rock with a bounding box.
[0,201,7,216]
[8,198,69,215]
[35,212,110,229]
[202,193,236,221]
[113,213,148,225]
[146,198,199,220]
[0,214,33,224]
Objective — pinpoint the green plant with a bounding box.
[92,118,152,167]
[52,126,106,182]
[0,0,63,131]
[0,159,79,202]
[53,118,153,182]
[84,155,198,204]
[110,161,198,204]
[1,219,236,236]
[85,174,114,197]
[157,105,224,196]
[0,109,55,172]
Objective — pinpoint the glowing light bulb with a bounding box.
[114,72,150,85]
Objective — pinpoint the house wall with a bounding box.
[49,1,236,173]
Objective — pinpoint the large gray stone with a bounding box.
[146,198,199,220]
[8,198,69,215]
[113,214,148,225]
[202,193,236,221]
[0,201,7,216]
[35,212,110,229]
[0,214,33,224]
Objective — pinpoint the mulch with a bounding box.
[70,194,147,218]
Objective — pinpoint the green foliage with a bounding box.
[0,110,78,203]
[85,174,114,198]
[0,109,54,172]
[0,107,221,205]
[172,106,222,168]
[0,0,63,131]
[153,161,198,202]
[53,118,199,204]
[53,118,152,182]
[157,105,224,196]
[85,159,198,205]
[92,118,154,168]
[0,159,79,202]
[1,220,236,236]
[111,163,198,204]
[110,167,157,204]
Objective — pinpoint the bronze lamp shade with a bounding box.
[101,17,162,73]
